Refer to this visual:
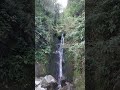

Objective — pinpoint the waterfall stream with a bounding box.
[57,33,64,89]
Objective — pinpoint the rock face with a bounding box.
[35,62,45,77]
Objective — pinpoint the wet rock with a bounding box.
[59,82,73,90]
[61,76,67,87]
[35,75,58,90]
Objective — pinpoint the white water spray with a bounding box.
[58,33,64,88]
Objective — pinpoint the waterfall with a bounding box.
[58,33,64,88]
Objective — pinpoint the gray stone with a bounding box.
[41,75,57,88]
[35,85,47,90]
[35,62,45,77]
[35,75,58,90]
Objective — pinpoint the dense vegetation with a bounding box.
[35,0,120,90]
[0,0,34,89]
[86,0,120,90]
[35,0,85,89]
[35,0,53,69]
[35,0,60,75]
[2,0,119,90]
[53,0,85,89]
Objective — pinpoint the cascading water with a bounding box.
[58,33,64,88]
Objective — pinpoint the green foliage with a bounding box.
[64,0,85,17]
[56,0,85,89]
[35,0,57,67]
[0,0,35,88]
[86,0,120,90]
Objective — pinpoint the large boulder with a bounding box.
[35,85,47,90]
[41,75,58,89]
[35,77,47,90]
[35,75,58,90]
[35,77,43,86]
